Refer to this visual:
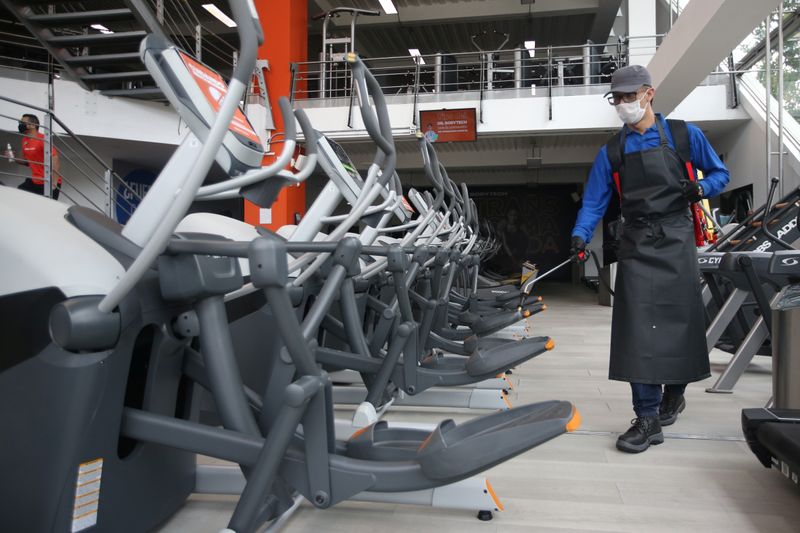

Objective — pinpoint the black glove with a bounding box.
[570,236,589,263]
[681,179,704,203]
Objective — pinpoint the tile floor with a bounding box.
[158,282,799,532]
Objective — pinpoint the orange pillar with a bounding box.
[245,0,307,230]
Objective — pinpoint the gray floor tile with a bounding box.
[157,282,796,532]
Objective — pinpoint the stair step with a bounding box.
[28,8,134,25]
[47,31,147,46]
[101,87,163,99]
[66,52,142,66]
[9,0,102,3]
[82,70,152,81]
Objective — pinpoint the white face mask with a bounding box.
[615,92,648,125]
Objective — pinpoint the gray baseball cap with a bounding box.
[604,64,652,97]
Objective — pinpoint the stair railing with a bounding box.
[0,94,141,220]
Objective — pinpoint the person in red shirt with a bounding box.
[15,114,61,199]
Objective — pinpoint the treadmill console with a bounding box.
[697,252,724,272]
[770,250,800,278]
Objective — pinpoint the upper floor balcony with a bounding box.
[291,37,748,141]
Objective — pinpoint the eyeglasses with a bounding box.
[607,87,649,106]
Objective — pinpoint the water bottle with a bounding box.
[4,143,14,163]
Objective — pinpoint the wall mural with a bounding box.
[471,185,579,279]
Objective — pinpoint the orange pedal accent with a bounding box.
[417,432,434,452]
[523,310,531,318]
[349,425,371,441]
[545,339,555,350]
[566,406,582,432]
[502,392,513,410]
[485,479,505,512]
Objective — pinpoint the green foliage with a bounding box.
[747,1,800,119]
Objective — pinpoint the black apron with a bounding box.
[609,120,709,384]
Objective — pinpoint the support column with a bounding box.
[627,0,657,66]
[246,0,308,231]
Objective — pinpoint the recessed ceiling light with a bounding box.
[90,24,113,34]
[524,40,536,57]
[378,0,398,15]
[202,4,237,28]
[409,48,425,64]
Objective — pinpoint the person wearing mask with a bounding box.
[14,114,61,199]
[570,65,729,453]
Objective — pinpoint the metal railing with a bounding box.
[149,0,238,76]
[0,16,55,75]
[293,44,616,101]
[0,1,238,78]
[0,95,141,220]
[290,36,677,125]
[290,36,672,102]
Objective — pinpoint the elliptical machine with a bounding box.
[0,4,581,531]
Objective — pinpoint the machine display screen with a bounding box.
[321,135,410,222]
[325,136,363,186]
[178,51,262,147]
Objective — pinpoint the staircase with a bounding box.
[1,0,163,100]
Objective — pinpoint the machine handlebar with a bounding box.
[763,177,796,250]
[293,107,317,155]
[347,54,396,186]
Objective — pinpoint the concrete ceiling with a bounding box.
[309,0,615,27]
[0,0,621,76]
[308,0,621,57]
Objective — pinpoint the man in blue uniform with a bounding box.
[570,65,729,453]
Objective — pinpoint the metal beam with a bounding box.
[588,0,622,45]
[647,0,782,115]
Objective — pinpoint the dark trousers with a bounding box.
[630,383,687,418]
[18,178,60,200]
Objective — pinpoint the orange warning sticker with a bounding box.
[178,51,261,146]
[72,458,103,532]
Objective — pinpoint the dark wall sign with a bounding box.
[419,108,477,143]
[472,185,578,278]
[116,168,156,224]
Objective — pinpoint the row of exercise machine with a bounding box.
[693,175,800,488]
[0,3,578,532]
[699,183,799,394]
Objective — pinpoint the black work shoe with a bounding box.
[616,416,664,453]
[659,394,686,427]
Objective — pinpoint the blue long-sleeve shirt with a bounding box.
[572,114,729,243]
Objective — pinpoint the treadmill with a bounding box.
[742,249,800,488]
